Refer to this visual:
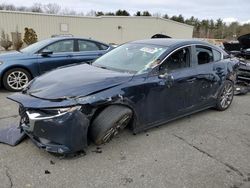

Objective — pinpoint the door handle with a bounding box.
[187,78,196,83]
[67,54,73,58]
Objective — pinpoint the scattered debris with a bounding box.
[230,183,243,188]
[243,177,250,182]
[121,177,133,185]
[50,160,55,165]
[61,151,86,159]
[45,170,51,174]
[120,156,126,160]
[120,155,126,160]
[92,147,102,153]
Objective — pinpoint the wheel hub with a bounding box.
[102,114,131,142]
[7,71,29,90]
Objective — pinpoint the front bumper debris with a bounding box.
[19,106,90,154]
[0,124,27,146]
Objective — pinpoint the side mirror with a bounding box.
[158,73,174,87]
[41,50,53,56]
[159,73,173,80]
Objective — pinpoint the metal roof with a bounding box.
[131,39,215,47]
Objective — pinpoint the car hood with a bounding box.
[238,33,250,49]
[25,64,133,100]
[0,51,29,60]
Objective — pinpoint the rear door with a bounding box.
[37,39,75,74]
[73,39,109,64]
[194,45,224,106]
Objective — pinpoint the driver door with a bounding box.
[37,39,75,74]
[142,46,199,126]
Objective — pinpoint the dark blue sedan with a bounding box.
[9,39,239,154]
[0,37,112,91]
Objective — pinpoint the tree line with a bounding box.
[0,3,249,40]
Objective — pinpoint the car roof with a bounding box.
[131,38,226,55]
[131,39,213,47]
[48,37,110,45]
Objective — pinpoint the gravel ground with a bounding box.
[0,88,249,188]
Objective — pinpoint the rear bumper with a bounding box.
[20,108,90,154]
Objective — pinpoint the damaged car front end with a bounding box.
[8,62,134,154]
[19,105,88,154]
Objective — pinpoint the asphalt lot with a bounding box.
[0,89,249,188]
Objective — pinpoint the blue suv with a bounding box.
[0,37,112,91]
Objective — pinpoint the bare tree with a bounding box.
[86,10,96,16]
[78,12,85,16]
[152,12,161,18]
[30,3,43,13]
[43,3,61,14]
[0,3,16,11]
[60,8,77,15]
[16,6,28,12]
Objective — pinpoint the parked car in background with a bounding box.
[8,39,239,154]
[0,37,112,91]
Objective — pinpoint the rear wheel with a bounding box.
[216,80,234,111]
[90,105,133,145]
[3,68,31,92]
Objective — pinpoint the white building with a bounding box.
[0,10,193,44]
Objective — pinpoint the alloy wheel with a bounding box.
[102,114,131,143]
[7,71,29,90]
[220,82,234,109]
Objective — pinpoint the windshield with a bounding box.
[20,39,52,53]
[93,43,167,74]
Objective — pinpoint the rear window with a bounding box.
[78,40,100,51]
[196,46,213,65]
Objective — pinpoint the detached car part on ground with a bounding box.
[8,39,239,154]
[0,37,111,92]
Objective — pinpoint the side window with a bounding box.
[213,49,222,62]
[159,47,190,73]
[43,40,74,53]
[196,46,213,65]
[78,40,100,51]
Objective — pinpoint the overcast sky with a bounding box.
[2,0,250,23]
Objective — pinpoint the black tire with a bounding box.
[3,68,32,92]
[90,105,133,145]
[216,80,234,111]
